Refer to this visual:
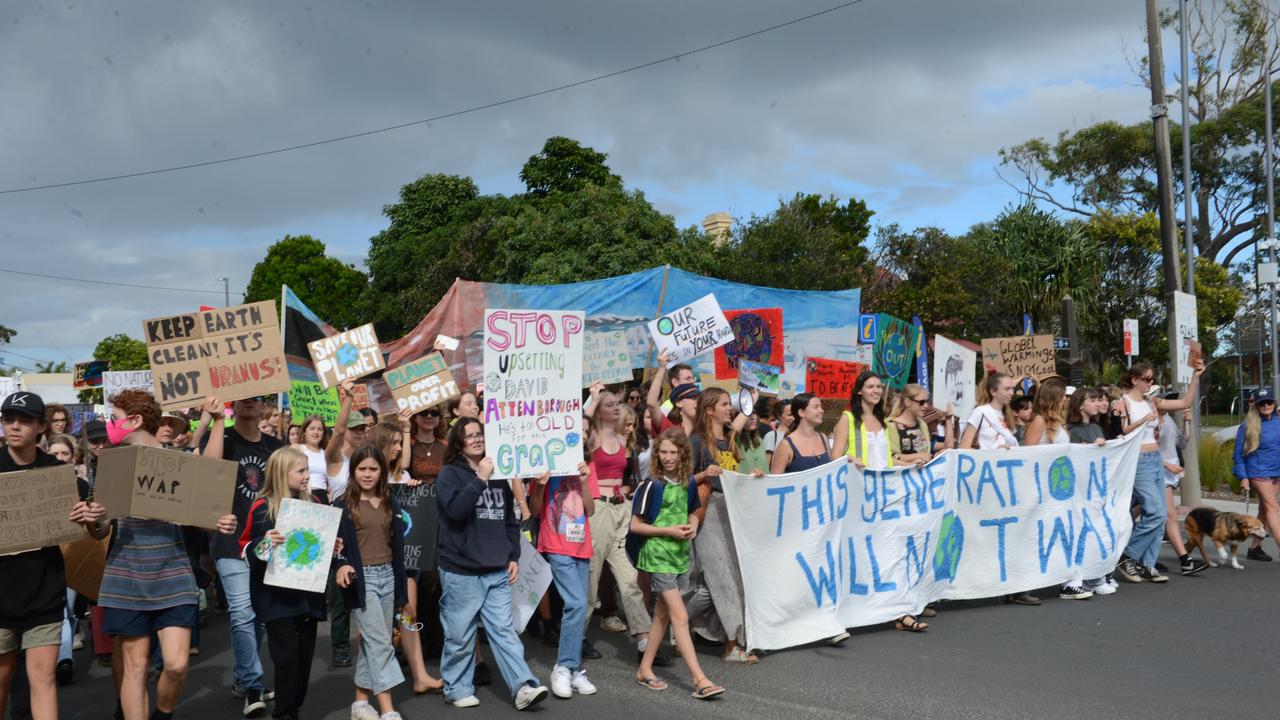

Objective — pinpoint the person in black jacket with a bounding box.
[242,447,334,720]
[435,419,548,711]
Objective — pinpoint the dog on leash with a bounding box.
[1184,508,1267,570]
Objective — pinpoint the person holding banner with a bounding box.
[101,390,238,720]
[887,384,953,466]
[0,392,106,720]
[1232,389,1280,563]
[832,372,891,467]
[1114,361,1203,584]
[435,419,549,711]
[444,390,480,429]
[769,394,829,475]
[1066,387,1118,594]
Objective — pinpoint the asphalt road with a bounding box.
[50,538,1280,720]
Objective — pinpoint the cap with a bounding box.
[671,383,700,403]
[159,413,188,433]
[83,420,108,442]
[1,392,45,420]
[347,414,368,429]
[1255,388,1275,403]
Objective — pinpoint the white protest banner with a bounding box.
[1173,291,1197,384]
[721,435,1140,651]
[932,335,976,422]
[0,377,15,399]
[102,371,154,413]
[647,293,734,366]
[264,498,343,593]
[737,360,781,394]
[483,309,585,479]
[384,353,460,413]
[0,465,85,555]
[510,536,552,633]
[581,330,632,387]
[307,323,386,390]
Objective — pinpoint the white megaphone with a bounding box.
[730,387,755,416]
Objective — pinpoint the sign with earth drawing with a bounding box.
[264,498,343,593]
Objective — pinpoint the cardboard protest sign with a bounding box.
[61,535,108,601]
[306,323,386,390]
[483,309,585,479]
[143,301,289,411]
[264,498,343,593]
[510,536,553,633]
[805,357,868,400]
[392,483,438,573]
[102,371,154,413]
[737,360,781,395]
[872,314,918,390]
[647,294,734,366]
[384,353,460,413]
[714,307,784,379]
[288,380,340,425]
[1173,291,1198,384]
[95,445,236,529]
[581,330,633,387]
[73,360,110,389]
[980,334,1056,381]
[0,464,85,555]
[932,335,976,422]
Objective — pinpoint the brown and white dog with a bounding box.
[1184,508,1267,570]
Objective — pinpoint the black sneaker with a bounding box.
[1154,562,1168,573]
[1058,585,1093,600]
[332,655,352,668]
[242,689,267,718]
[581,639,602,660]
[1247,546,1273,562]
[1180,556,1208,575]
[1114,557,1143,583]
[1138,565,1168,583]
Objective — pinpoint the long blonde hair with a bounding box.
[368,421,407,478]
[261,447,312,520]
[889,383,927,421]
[1033,380,1067,437]
[1243,404,1264,455]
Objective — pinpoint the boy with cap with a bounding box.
[644,352,699,437]
[0,392,107,720]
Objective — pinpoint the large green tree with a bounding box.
[245,235,368,329]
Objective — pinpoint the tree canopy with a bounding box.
[245,235,368,329]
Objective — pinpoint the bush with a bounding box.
[1198,436,1239,493]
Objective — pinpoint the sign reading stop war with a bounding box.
[95,445,237,529]
[385,353,460,413]
[143,301,290,411]
[306,323,386,390]
[980,334,1056,381]
[647,294,734,366]
[0,465,85,555]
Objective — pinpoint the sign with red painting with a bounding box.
[714,307,785,379]
[804,357,867,400]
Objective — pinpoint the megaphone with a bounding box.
[730,387,755,416]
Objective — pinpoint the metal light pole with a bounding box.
[1266,21,1278,399]
[218,277,230,307]
[1179,0,1202,504]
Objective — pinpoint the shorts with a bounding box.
[648,571,688,598]
[1164,474,1181,488]
[0,622,61,654]
[103,604,197,637]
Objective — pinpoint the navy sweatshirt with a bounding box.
[435,459,520,575]
[243,498,327,624]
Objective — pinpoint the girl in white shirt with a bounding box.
[960,373,1019,450]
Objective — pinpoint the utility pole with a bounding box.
[219,277,230,307]
[1265,19,1277,400]
[1178,0,1201,504]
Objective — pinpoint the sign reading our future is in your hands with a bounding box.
[647,294,734,366]
[483,309,585,479]
[306,323,386,390]
[143,301,290,411]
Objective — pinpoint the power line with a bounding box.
[0,267,243,296]
[0,0,868,195]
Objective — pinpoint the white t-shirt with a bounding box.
[863,429,891,470]
[965,405,1018,449]
[764,429,786,455]
[302,446,328,492]
[327,453,350,501]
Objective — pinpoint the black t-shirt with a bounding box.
[204,427,282,560]
[0,447,90,628]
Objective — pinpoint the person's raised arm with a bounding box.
[646,351,671,431]
[583,382,604,419]
[190,407,213,456]
[326,379,356,465]
[1155,361,1205,412]
[200,396,225,460]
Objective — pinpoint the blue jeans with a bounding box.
[352,564,404,694]
[215,557,264,691]
[548,555,589,670]
[1125,451,1167,568]
[440,568,538,700]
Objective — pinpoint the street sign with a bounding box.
[1053,337,1070,350]
[1122,318,1139,356]
[858,314,878,344]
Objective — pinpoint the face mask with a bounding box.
[106,417,135,446]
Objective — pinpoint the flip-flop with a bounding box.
[895,615,928,632]
[722,646,759,664]
[691,682,726,700]
[636,676,668,691]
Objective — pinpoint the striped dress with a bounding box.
[98,518,196,611]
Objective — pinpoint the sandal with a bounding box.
[921,604,938,618]
[722,646,759,664]
[636,675,668,691]
[895,615,928,632]
[691,680,726,700]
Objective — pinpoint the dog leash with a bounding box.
[1244,484,1252,516]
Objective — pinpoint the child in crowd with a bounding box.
[629,428,724,700]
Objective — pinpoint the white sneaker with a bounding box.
[550,665,573,699]
[449,695,480,708]
[514,683,549,711]
[380,713,403,720]
[827,631,850,645]
[351,701,380,720]
[1092,581,1117,595]
[598,615,627,633]
[571,669,598,695]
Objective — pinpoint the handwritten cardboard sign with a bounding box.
[737,360,781,395]
[95,445,236,529]
[647,294,734,366]
[1173,291,1198,384]
[306,323,386,390]
[581,330,633,387]
[0,464,85,555]
[805,357,868,400]
[385,353,460,413]
[932,335,976,422]
[483,309,585,479]
[73,360,110,389]
[264,498,342,593]
[980,334,1056,381]
[142,301,290,411]
[103,370,154,413]
[714,307,784,379]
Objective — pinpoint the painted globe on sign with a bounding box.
[565,432,580,447]
[656,317,675,335]
[400,509,413,537]
[933,511,964,581]
[1047,456,1076,501]
[284,528,325,569]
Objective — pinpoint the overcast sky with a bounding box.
[0,0,1162,371]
